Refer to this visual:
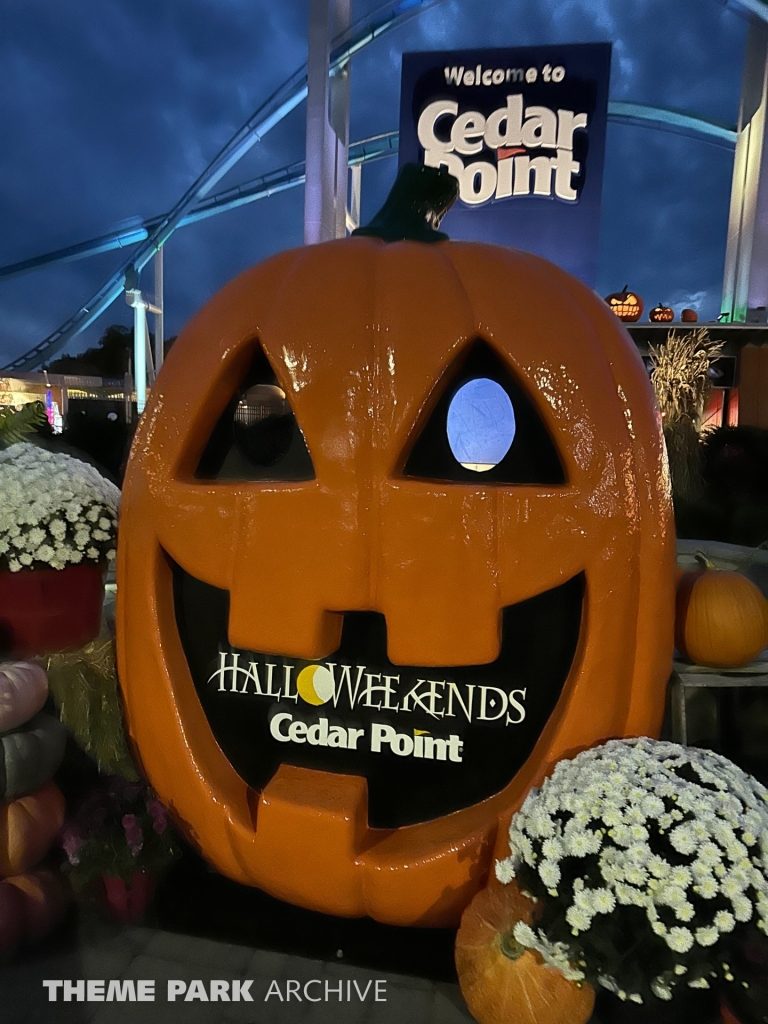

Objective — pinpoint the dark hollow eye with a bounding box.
[195,346,314,482]
[402,341,566,485]
[233,385,293,467]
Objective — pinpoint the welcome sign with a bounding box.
[398,43,612,285]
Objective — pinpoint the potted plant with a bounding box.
[0,439,119,655]
[59,776,177,924]
[492,738,768,1023]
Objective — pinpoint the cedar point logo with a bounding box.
[417,88,589,207]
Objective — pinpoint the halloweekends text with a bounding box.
[42,979,388,1002]
[208,652,528,726]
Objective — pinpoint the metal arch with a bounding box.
[725,0,768,22]
[0,103,736,291]
[608,101,736,148]
[0,134,400,283]
[0,0,447,374]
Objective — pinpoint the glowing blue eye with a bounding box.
[446,378,516,472]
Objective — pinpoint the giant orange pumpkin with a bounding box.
[117,165,675,927]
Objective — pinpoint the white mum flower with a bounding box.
[666,927,694,953]
[695,926,719,947]
[26,526,45,548]
[670,823,698,855]
[714,910,736,933]
[591,888,616,915]
[567,831,595,857]
[668,865,692,889]
[651,979,673,1001]
[48,519,67,541]
[512,921,537,947]
[643,794,665,818]
[495,858,516,885]
[616,883,646,907]
[64,502,83,523]
[732,895,752,922]
[625,864,648,887]
[565,904,592,933]
[648,855,671,879]
[542,837,564,861]
[674,902,695,923]
[538,860,561,889]
[694,877,718,900]
[722,875,747,899]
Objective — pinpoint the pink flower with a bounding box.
[122,814,144,857]
[60,826,84,866]
[147,799,168,836]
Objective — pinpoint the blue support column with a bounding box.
[304,0,352,243]
[722,20,768,322]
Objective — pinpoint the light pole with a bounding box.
[125,262,162,415]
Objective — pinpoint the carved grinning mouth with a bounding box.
[171,555,584,829]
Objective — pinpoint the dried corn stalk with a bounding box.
[648,328,724,501]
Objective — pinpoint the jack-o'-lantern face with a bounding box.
[649,302,674,323]
[117,169,674,927]
[605,286,644,322]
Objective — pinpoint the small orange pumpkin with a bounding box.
[455,881,595,1024]
[604,286,643,322]
[675,554,768,668]
[0,783,65,877]
[649,302,674,323]
[6,867,72,941]
[681,308,698,323]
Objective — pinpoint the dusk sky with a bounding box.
[0,0,747,369]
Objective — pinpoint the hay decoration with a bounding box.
[648,328,724,501]
[45,640,138,781]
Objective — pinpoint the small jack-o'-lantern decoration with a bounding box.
[605,285,644,322]
[117,164,674,928]
[649,302,674,323]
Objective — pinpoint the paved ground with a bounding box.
[0,918,476,1024]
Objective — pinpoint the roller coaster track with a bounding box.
[0,0,446,374]
[0,12,741,373]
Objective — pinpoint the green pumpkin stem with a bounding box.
[499,931,526,962]
[694,551,718,571]
[352,162,459,244]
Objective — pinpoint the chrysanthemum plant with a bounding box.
[0,444,119,572]
[60,776,178,891]
[495,739,768,1005]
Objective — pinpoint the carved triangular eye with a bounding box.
[196,345,315,481]
[402,341,566,485]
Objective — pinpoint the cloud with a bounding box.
[0,0,749,364]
